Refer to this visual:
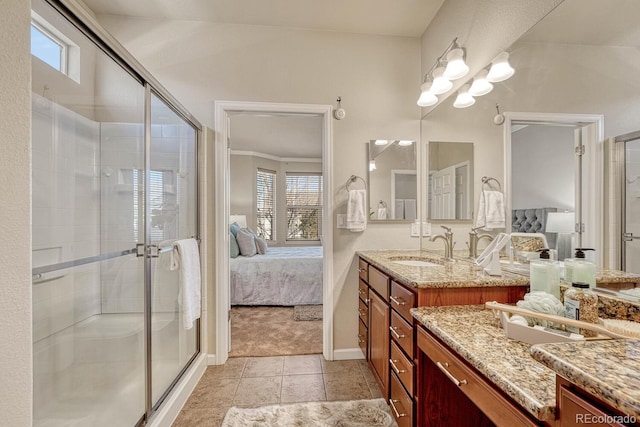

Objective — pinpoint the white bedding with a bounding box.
[230,246,323,306]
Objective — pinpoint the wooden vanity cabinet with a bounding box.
[556,377,632,427]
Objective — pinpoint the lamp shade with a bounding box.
[545,212,575,233]
[487,52,515,82]
[468,69,494,96]
[453,84,475,108]
[443,47,469,80]
[417,82,438,107]
[430,66,453,95]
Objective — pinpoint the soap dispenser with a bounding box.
[529,248,561,298]
[564,248,596,288]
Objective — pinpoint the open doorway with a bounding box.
[228,113,324,357]
[214,102,334,364]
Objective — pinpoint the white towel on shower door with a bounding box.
[170,238,201,330]
[475,190,506,230]
[347,189,367,232]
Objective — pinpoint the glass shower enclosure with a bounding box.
[31,0,200,425]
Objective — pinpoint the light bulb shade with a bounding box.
[468,69,494,96]
[369,160,376,171]
[417,82,438,107]
[374,139,388,146]
[487,52,515,82]
[430,66,453,95]
[443,47,469,80]
[545,212,575,233]
[453,84,475,108]
[398,140,414,146]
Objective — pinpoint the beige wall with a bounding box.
[0,0,32,424]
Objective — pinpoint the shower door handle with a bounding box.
[623,232,635,241]
[136,243,160,257]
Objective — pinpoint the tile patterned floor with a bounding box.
[172,355,384,426]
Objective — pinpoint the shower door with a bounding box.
[31,0,200,425]
[623,139,640,273]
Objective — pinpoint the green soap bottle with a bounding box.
[564,248,596,288]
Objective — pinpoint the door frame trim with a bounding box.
[213,100,334,364]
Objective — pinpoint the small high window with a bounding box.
[31,21,67,73]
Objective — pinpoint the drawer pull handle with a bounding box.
[358,309,366,316]
[358,268,366,273]
[390,296,406,306]
[364,298,370,303]
[388,399,407,418]
[389,326,406,340]
[436,361,467,387]
[358,289,366,295]
[389,358,406,374]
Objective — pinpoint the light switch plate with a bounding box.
[337,214,347,229]
[411,222,432,237]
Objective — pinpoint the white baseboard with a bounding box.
[333,348,365,361]
[207,353,218,365]
[148,353,207,427]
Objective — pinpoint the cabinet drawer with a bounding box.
[358,258,369,282]
[417,327,539,427]
[390,340,414,395]
[358,298,369,324]
[358,279,369,305]
[390,281,416,323]
[558,384,626,427]
[358,318,368,359]
[369,266,390,299]
[390,371,413,427]
[390,310,414,357]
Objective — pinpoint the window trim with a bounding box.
[285,172,323,242]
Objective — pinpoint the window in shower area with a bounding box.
[31,0,200,426]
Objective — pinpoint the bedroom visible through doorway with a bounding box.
[227,111,325,358]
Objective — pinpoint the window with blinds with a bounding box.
[286,173,322,240]
[256,169,276,241]
[133,169,174,243]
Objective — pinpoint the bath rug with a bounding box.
[221,398,397,427]
[293,304,323,321]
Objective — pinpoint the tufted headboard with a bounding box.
[511,207,558,249]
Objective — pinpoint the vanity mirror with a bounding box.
[420,0,640,268]
[367,140,417,222]
[427,141,473,221]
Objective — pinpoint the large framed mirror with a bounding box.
[420,0,640,268]
[427,141,473,221]
[367,139,417,222]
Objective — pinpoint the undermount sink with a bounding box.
[392,259,441,267]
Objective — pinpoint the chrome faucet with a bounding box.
[467,226,494,259]
[430,225,455,259]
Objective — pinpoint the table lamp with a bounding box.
[545,211,575,261]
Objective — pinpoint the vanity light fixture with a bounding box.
[398,140,414,146]
[416,37,466,106]
[443,42,469,80]
[369,160,377,171]
[453,84,475,108]
[374,139,389,146]
[487,52,515,82]
[468,69,494,96]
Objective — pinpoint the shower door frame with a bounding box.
[38,1,204,425]
[615,130,640,271]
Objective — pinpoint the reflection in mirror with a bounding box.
[428,142,473,220]
[367,140,416,221]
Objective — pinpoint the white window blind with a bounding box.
[286,173,322,240]
[256,169,276,241]
[133,169,168,243]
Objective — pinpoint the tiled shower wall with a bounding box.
[31,94,101,342]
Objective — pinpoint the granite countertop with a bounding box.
[410,305,557,421]
[358,250,530,289]
[531,340,640,419]
[593,269,640,284]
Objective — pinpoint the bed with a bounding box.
[230,246,323,306]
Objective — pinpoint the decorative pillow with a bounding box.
[229,222,241,237]
[236,228,257,257]
[229,231,240,258]
[255,236,268,254]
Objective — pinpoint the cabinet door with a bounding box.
[369,291,390,398]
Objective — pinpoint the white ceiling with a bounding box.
[81,0,444,37]
[229,113,323,159]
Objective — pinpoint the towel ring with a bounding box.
[481,176,501,191]
[346,175,367,191]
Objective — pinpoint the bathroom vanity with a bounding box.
[357,250,640,427]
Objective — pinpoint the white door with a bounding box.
[431,166,456,219]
